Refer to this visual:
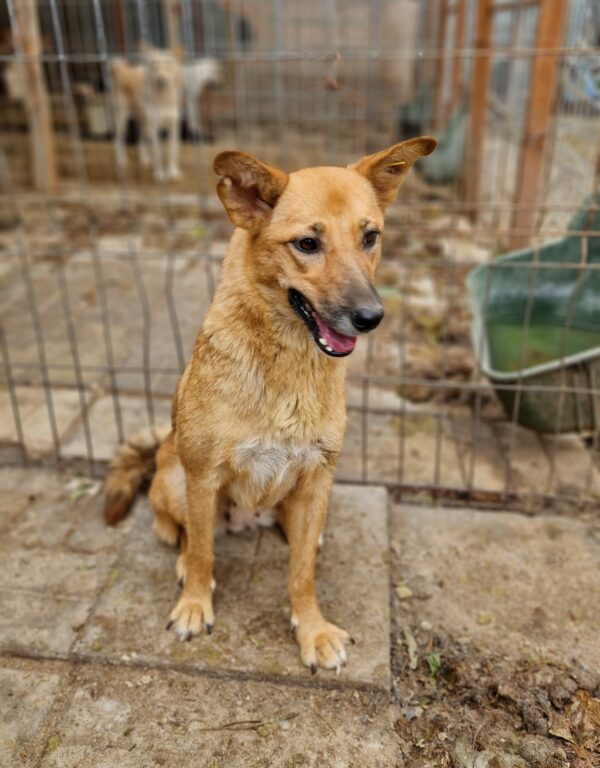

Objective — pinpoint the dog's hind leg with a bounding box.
[138,122,151,168]
[166,114,181,179]
[149,119,164,180]
[114,99,129,170]
[149,438,186,547]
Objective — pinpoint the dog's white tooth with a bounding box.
[325,346,333,352]
[319,337,326,345]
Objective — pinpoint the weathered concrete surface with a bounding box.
[0,664,62,768]
[0,387,86,456]
[61,394,171,462]
[391,503,600,670]
[1,657,400,768]
[0,469,390,688]
[0,468,395,767]
[75,484,391,689]
[0,468,122,658]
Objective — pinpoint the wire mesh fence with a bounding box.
[0,0,599,512]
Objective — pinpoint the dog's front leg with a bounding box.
[167,115,181,179]
[167,471,217,640]
[280,466,351,673]
[138,124,151,168]
[150,120,164,181]
[114,101,128,169]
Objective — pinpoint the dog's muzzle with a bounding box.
[288,288,384,357]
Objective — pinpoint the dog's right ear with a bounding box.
[213,151,288,230]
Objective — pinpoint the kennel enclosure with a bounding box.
[1,0,599,512]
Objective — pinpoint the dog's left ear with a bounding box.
[351,137,437,210]
[213,151,289,230]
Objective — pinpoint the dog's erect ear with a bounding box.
[351,137,437,210]
[213,151,289,230]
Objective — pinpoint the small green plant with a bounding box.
[426,652,442,677]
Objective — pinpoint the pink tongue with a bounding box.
[313,312,357,354]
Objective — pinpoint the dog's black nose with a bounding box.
[350,306,384,333]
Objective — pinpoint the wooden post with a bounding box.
[434,0,449,128]
[13,0,57,193]
[510,0,568,248]
[464,0,493,218]
[450,0,466,115]
[421,0,438,87]
[113,0,125,53]
[162,0,181,51]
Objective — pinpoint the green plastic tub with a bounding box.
[467,197,600,433]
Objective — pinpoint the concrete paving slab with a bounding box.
[115,259,212,396]
[33,663,399,768]
[0,468,121,658]
[448,413,507,493]
[390,503,600,669]
[0,665,63,768]
[75,485,391,689]
[0,386,85,456]
[0,466,124,552]
[0,591,91,657]
[540,433,600,499]
[61,394,171,462]
[493,422,550,497]
[0,547,115,597]
[2,258,179,389]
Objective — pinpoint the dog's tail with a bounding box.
[104,425,170,526]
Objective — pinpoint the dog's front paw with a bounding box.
[292,614,352,674]
[167,591,214,641]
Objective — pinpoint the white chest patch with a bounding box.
[228,439,324,511]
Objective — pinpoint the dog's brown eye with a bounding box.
[363,230,379,249]
[293,237,321,254]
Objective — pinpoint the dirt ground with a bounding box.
[389,505,600,768]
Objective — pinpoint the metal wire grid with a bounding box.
[0,0,599,512]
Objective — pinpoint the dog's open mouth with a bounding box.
[288,288,356,357]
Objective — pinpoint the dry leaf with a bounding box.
[548,712,575,743]
[402,626,418,670]
[395,583,413,600]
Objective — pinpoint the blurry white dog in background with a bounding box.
[3,40,221,182]
[3,58,26,101]
[182,57,221,140]
[111,47,183,181]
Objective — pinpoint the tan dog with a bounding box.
[111,46,183,180]
[105,136,436,672]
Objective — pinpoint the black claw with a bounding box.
[177,577,184,588]
[166,620,174,630]
[206,623,213,635]
[185,631,192,642]
[310,663,317,675]
[350,637,356,645]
